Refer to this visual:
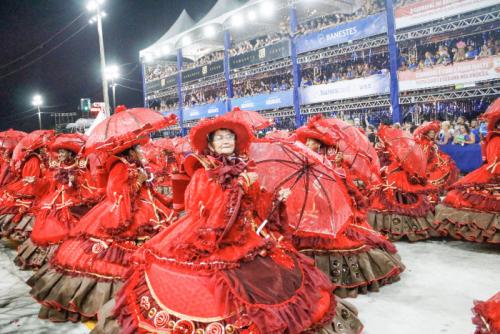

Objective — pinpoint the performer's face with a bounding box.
[427,130,436,139]
[305,138,321,152]
[57,149,71,162]
[209,129,236,156]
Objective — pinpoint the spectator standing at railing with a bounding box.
[453,124,476,145]
[438,121,454,145]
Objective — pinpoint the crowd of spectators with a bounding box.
[296,0,384,36]
[301,54,388,87]
[233,71,293,98]
[145,63,177,82]
[399,34,499,72]
[183,84,228,107]
[230,30,288,56]
[148,98,179,113]
[184,51,224,70]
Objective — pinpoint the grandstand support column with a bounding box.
[223,30,233,112]
[289,5,302,127]
[141,63,147,108]
[385,0,402,124]
[176,48,185,135]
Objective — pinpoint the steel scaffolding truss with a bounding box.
[230,59,292,80]
[261,109,296,118]
[399,84,500,104]
[396,8,500,41]
[146,87,178,101]
[301,98,391,114]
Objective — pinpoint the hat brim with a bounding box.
[189,117,253,154]
[295,127,334,146]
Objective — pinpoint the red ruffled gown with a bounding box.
[434,132,499,243]
[15,158,105,269]
[28,156,176,322]
[93,155,363,334]
[473,291,500,334]
[299,158,405,298]
[414,127,459,195]
[0,151,17,186]
[368,126,438,241]
[0,153,49,241]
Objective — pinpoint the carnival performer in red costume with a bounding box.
[433,99,499,243]
[472,291,500,334]
[28,108,177,322]
[413,121,459,194]
[368,125,438,241]
[92,115,363,334]
[292,117,404,298]
[0,129,26,186]
[14,133,102,269]
[0,130,53,241]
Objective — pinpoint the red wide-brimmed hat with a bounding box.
[295,116,335,146]
[189,115,254,154]
[413,121,441,139]
[481,98,500,132]
[49,133,87,154]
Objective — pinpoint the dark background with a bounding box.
[0,0,216,131]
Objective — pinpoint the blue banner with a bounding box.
[296,12,387,54]
[231,90,293,111]
[300,73,390,105]
[182,102,226,121]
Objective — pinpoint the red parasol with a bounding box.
[265,130,296,142]
[313,118,381,185]
[249,140,353,237]
[11,130,54,171]
[85,108,177,154]
[378,125,427,176]
[0,129,27,150]
[225,107,273,131]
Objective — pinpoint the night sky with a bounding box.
[0,0,216,131]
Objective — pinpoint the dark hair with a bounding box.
[462,124,471,134]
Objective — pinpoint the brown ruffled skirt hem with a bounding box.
[303,247,405,298]
[14,239,58,270]
[90,294,364,334]
[434,204,500,244]
[28,264,123,321]
[2,214,35,242]
[318,299,364,334]
[368,210,439,242]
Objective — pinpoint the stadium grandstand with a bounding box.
[139,0,500,137]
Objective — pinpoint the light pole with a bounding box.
[104,65,120,112]
[32,94,43,130]
[87,0,111,118]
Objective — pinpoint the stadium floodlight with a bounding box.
[182,35,192,46]
[144,53,154,63]
[204,25,217,38]
[32,94,43,130]
[154,49,163,58]
[104,64,120,81]
[231,14,244,28]
[248,10,257,21]
[260,1,275,18]
[32,94,43,107]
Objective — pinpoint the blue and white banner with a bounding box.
[300,73,390,105]
[231,90,293,111]
[182,101,226,121]
[296,12,387,54]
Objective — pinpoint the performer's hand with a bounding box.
[242,172,258,185]
[335,152,343,164]
[278,188,291,202]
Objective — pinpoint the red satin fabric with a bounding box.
[473,291,500,334]
[52,160,175,279]
[114,159,336,334]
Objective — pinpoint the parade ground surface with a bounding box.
[0,239,499,334]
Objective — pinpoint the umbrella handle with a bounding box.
[256,219,269,235]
